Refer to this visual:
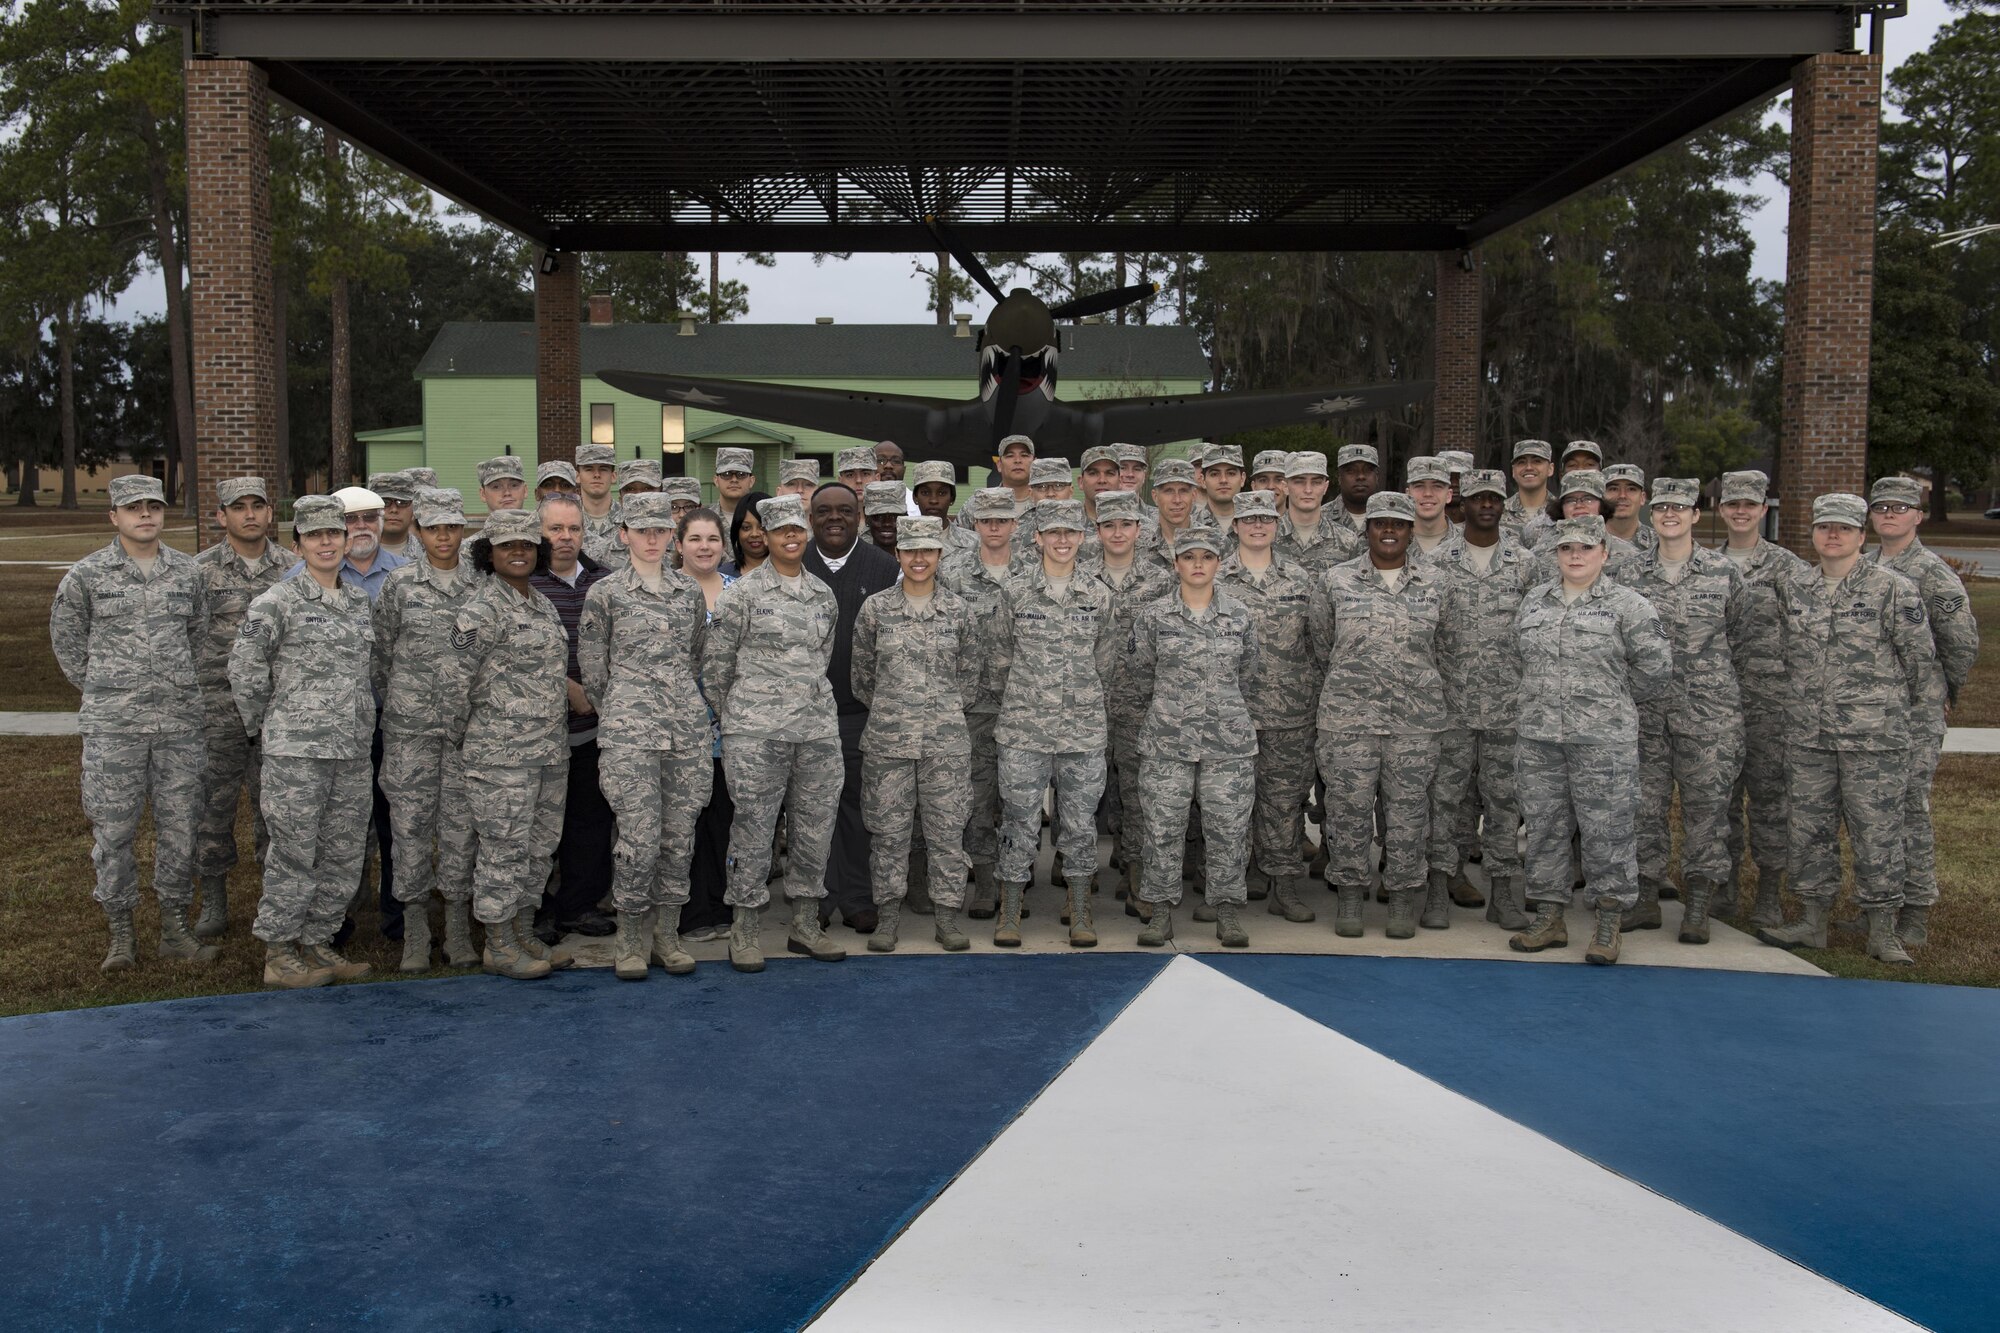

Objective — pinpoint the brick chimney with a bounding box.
[587,293,613,325]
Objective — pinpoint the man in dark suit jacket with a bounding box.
[805,482,901,930]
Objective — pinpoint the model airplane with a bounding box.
[600,223,1427,474]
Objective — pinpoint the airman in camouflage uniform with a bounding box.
[853,516,982,950]
[909,460,978,554]
[1216,489,1328,924]
[365,470,424,562]
[1866,475,1982,949]
[1526,470,1640,585]
[476,455,529,514]
[1143,458,1206,574]
[702,493,847,969]
[371,488,482,972]
[777,456,821,499]
[190,476,290,938]
[1601,463,1658,555]
[443,508,572,980]
[1621,477,1750,943]
[230,495,379,987]
[989,499,1118,946]
[1509,516,1674,965]
[579,492,712,980]
[863,480,908,551]
[1329,443,1380,534]
[1130,528,1262,947]
[51,474,215,972]
[1502,439,1556,541]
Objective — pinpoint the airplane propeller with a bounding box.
[1048,281,1162,322]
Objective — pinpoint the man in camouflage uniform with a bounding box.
[852,516,982,951]
[1560,439,1604,474]
[1866,475,1981,949]
[863,480,907,553]
[1317,492,1449,937]
[477,455,528,513]
[372,487,482,972]
[190,476,289,939]
[1114,443,1155,512]
[536,460,580,502]
[1715,469,1806,924]
[1249,449,1290,509]
[51,474,216,973]
[664,476,704,525]
[1217,489,1327,924]
[702,493,847,969]
[1429,469,1536,932]
[576,442,622,561]
[231,495,379,988]
[1331,443,1380,533]
[1602,464,1657,554]
[939,487,1024,916]
[776,456,821,501]
[990,499,1118,946]
[1510,516,1674,965]
[711,446,758,561]
[1277,449,1360,572]
[1143,458,1205,571]
[836,444,880,496]
[1502,439,1555,541]
[1621,477,1750,943]
[1130,527,1262,948]
[910,459,977,554]
[1759,494,1936,965]
[368,470,424,561]
[579,492,712,981]
[1404,455,1458,564]
[1196,443,1247,527]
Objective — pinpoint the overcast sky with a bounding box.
[109,1,1953,328]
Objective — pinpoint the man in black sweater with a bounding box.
[805,482,901,931]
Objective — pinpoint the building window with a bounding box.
[590,403,615,446]
[661,405,686,455]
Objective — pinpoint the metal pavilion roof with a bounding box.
[156,1,1884,253]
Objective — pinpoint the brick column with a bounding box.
[1779,53,1881,553]
[1431,251,1482,457]
[185,60,276,540]
[536,252,580,466]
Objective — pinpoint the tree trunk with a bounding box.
[57,303,78,510]
[273,256,290,497]
[138,101,198,518]
[709,250,720,323]
[1115,251,1127,325]
[1929,469,1951,523]
[324,131,351,490]
[164,428,179,505]
[936,250,951,324]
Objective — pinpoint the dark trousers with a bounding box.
[371,726,400,936]
[546,738,614,922]
[686,757,734,931]
[821,711,873,917]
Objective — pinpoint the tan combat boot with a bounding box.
[1585,897,1622,965]
[967,861,1000,919]
[1748,866,1786,929]
[1510,901,1568,953]
[1333,884,1365,938]
[1066,879,1098,948]
[1448,866,1485,908]
[1267,874,1316,923]
[1622,880,1663,932]
[868,899,904,953]
[194,876,229,939]
[1420,870,1452,930]
[933,905,970,952]
[651,904,697,974]
[442,900,480,967]
[301,942,371,981]
[1756,899,1830,951]
[1484,875,1531,931]
[993,882,1025,948]
[1214,902,1249,949]
[263,941,334,989]
[786,898,846,961]
[728,904,765,973]
[1895,904,1931,949]
[614,910,650,981]
[482,916,552,980]
[101,909,137,974]
[1865,907,1915,966]
[1385,889,1417,940]
[1678,877,1715,945]
[158,906,221,964]
[399,903,435,973]
[513,907,555,963]
[1137,898,1175,947]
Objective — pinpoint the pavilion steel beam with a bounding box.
[542,221,1465,252]
[190,9,1856,64]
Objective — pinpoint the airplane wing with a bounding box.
[1078,381,1430,448]
[598,370,956,448]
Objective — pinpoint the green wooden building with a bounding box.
[373,318,1212,511]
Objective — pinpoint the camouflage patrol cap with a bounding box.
[1364,491,1417,523]
[863,481,908,516]
[1603,463,1646,489]
[1029,458,1072,487]
[757,493,810,532]
[414,487,466,528]
[1186,443,1211,469]
[536,460,579,488]
[1151,459,1199,488]
[778,457,821,487]
[215,477,268,507]
[1233,489,1280,521]
[1205,444,1245,471]
[1812,493,1868,529]
[368,471,418,503]
[965,488,1020,521]
[1113,443,1149,466]
[1172,527,1223,556]
[1870,475,1924,508]
[1719,470,1770,504]
[1459,468,1508,499]
[1337,444,1379,470]
[1561,439,1604,465]
[1251,449,1290,478]
[1438,450,1475,475]
[663,477,704,505]
[477,456,526,486]
[835,446,878,475]
[996,433,1036,457]
[1035,499,1087,532]
[1284,450,1330,479]
[292,494,346,535]
[896,516,947,551]
[616,458,662,491]
[109,474,165,507]
[576,443,616,469]
[1559,468,1606,500]
[410,468,441,489]
[1405,455,1451,486]
[1512,438,1554,462]
[713,447,756,476]
[480,507,543,545]
[1649,477,1700,507]
[1080,445,1120,471]
[1552,515,1607,547]
[908,460,957,490]
[1094,491,1144,525]
[620,491,677,530]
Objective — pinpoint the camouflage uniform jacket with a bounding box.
[1619,522,1660,554]
[1130,590,1261,759]
[939,549,1024,715]
[193,538,289,724]
[1870,537,1980,736]
[1518,510,1555,549]
[1716,538,1807,687]
[1431,530,1537,732]
[1774,561,1934,752]
[444,577,570,767]
[577,565,711,753]
[1090,559,1177,728]
[372,560,482,739]
[1216,552,1330,730]
[1514,576,1672,746]
[852,583,981,759]
[229,575,375,759]
[1501,492,1546,538]
[701,562,839,742]
[1622,543,1752,735]
[51,540,208,738]
[1315,557,1449,736]
[583,503,625,568]
[1275,512,1361,572]
[388,534,426,563]
[990,564,1118,753]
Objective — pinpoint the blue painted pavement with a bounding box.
[1202,954,2000,1333]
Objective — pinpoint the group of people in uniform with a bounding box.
[49,427,1977,988]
